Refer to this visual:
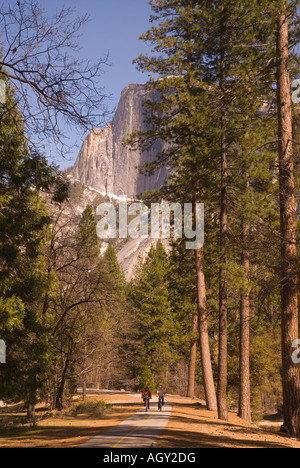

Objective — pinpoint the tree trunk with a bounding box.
[26,402,36,425]
[55,357,69,411]
[217,181,228,421]
[83,309,87,401]
[83,378,87,402]
[239,220,252,423]
[195,248,217,411]
[276,7,300,438]
[187,313,198,398]
[217,38,228,421]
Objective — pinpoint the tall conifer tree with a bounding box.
[127,0,279,418]
[129,241,176,382]
[275,0,300,438]
[0,82,66,419]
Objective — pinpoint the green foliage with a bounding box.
[104,243,126,287]
[168,240,197,358]
[249,327,282,420]
[77,204,100,257]
[138,366,155,392]
[129,241,178,382]
[0,82,68,410]
[0,1,298,422]
[124,0,299,417]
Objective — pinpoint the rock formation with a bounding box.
[72,83,167,199]
[68,83,172,280]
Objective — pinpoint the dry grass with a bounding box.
[1,393,300,448]
[0,393,141,448]
[156,395,300,449]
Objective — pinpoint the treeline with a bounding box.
[125,0,300,436]
[0,82,297,425]
[0,0,299,439]
[0,85,128,420]
[0,84,286,423]
[0,87,195,419]
[0,0,121,422]
[126,238,285,421]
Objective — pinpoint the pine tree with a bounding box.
[0,82,66,419]
[104,243,126,288]
[128,0,297,421]
[129,241,176,383]
[275,0,300,438]
[168,240,198,397]
[138,365,155,392]
[77,204,100,258]
[126,0,219,411]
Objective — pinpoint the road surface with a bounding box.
[80,399,171,448]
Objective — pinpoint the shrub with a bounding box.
[138,366,155,392]
[72,400,111,417]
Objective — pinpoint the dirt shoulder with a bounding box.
[1,392,300,448]
[156,395,300,449]
[0,393,142,448]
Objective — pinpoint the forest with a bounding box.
[0,0,299,439]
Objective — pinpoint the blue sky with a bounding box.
[36,0,154,168]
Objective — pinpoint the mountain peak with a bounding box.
[72,83,167,199]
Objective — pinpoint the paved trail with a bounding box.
[80,400,171,448]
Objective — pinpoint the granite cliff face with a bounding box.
[72,83,167,199]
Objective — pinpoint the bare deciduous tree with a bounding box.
[0,0,110,154]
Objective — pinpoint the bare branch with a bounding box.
[0,0,111,156]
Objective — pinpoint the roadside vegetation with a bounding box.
[0,0,299,441]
